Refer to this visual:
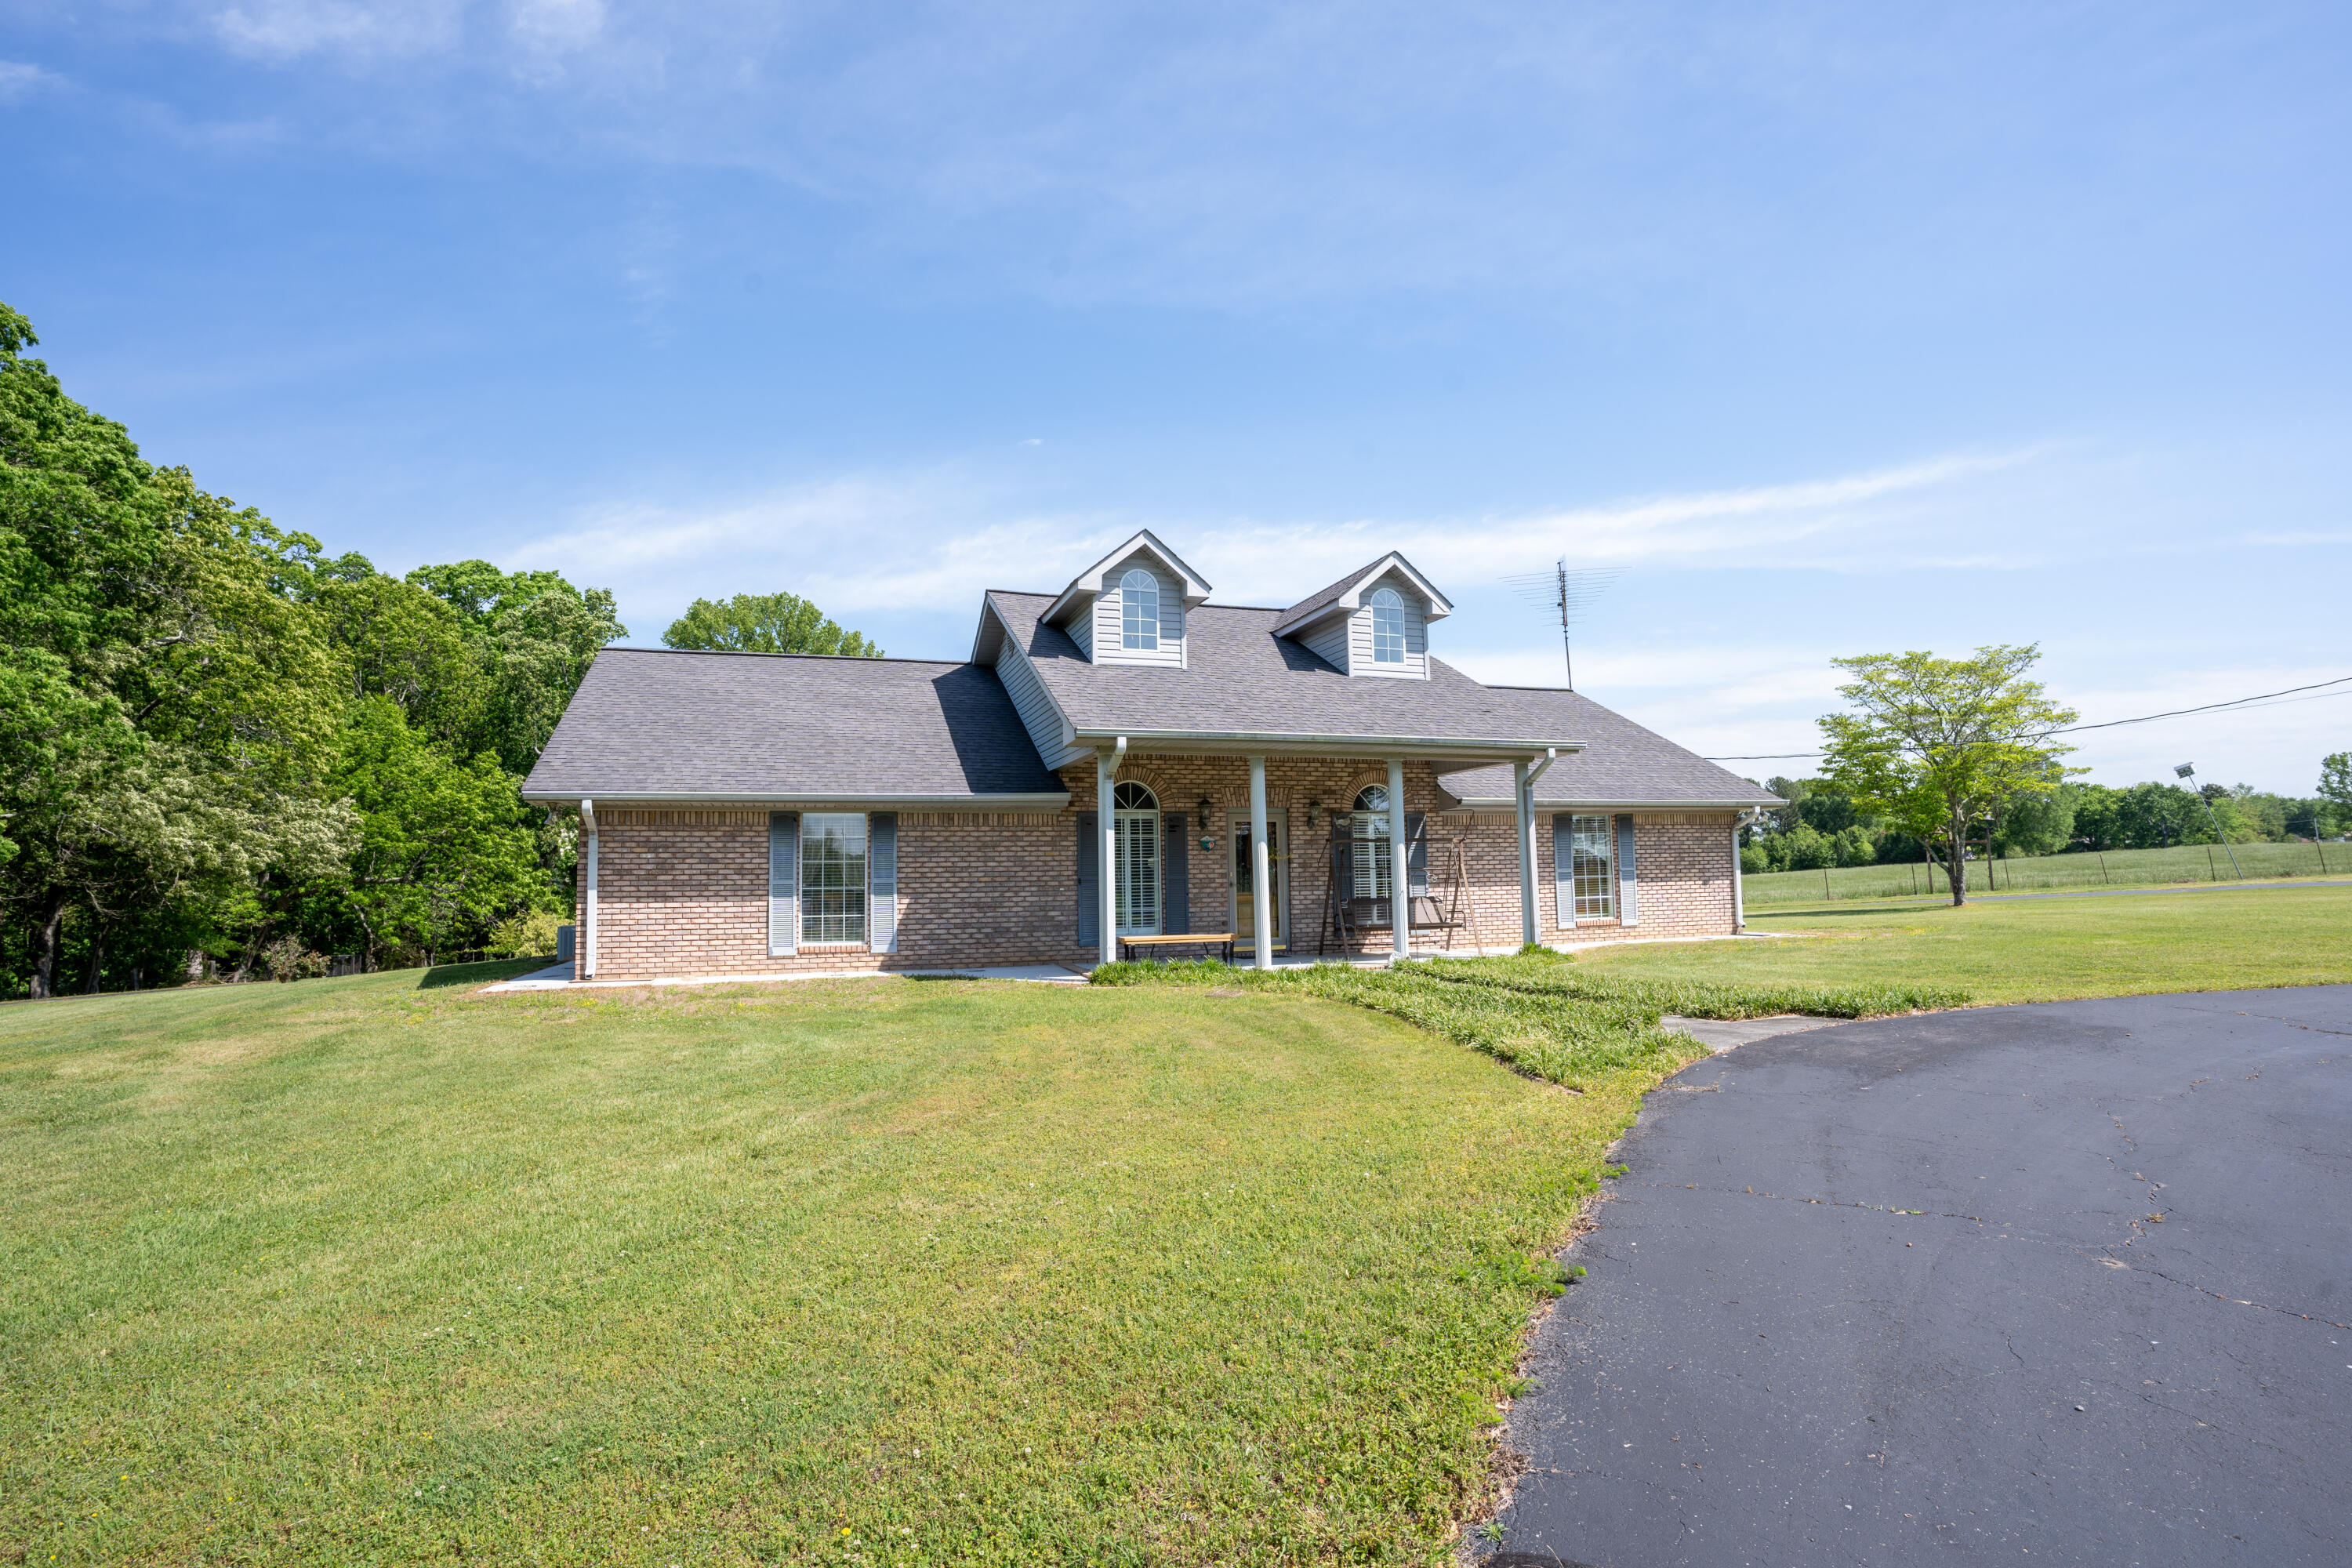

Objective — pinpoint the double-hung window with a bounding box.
[1570,813,1615,919]
[801,813,869,944]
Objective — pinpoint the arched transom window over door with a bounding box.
[1120,569,1160,651]
[1350,784,1393,920]
[1369,586,1406,664]
[1112,779,1161,935]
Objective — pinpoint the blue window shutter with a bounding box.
[1076,812,1099,947]
[1615,814,1639,926]
[1163,813,1189,935]
[1406,812,1428,898]
[869,813,898,953]
[1552,813,1577,931]
[769,812,800,956]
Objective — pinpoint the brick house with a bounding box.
[522,532,1781,980]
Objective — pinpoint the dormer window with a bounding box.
[1038,528,1211,668]
[1370,587,1406,664]
[1270,553,1452,681]
[1121,568,1161,651]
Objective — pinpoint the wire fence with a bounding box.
[1743,839,2346,907]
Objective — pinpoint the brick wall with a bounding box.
[575,808,1091,980]
[570,772,1740,980]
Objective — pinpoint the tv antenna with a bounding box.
[1501,559,1625,690]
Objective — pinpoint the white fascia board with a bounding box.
[1443,796,1785,811]
[1271,551,1455,636]
[970,597,1009,664]
[1041,528,1214,623]
[520,791,1074,809]
[1069,728,1584,760]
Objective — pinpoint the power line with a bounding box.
[1702,674,2352,762]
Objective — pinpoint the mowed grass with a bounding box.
[1581,881,2352,1004]
[0,963,1687,1565]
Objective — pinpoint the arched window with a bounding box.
[1350,784,1392,911]
[1120,568,1160,651]
[1370,587,1406,663]
[1112,779,1160,934]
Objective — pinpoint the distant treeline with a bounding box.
[1741,773,2344,876]
[3,303,619,997]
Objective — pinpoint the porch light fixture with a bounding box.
[1305,798,1321,829]
[1198,797,1215,852]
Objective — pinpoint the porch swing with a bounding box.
[1318,822,1479,955]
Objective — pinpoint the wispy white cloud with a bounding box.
[209,0,468,61]
[0,58,64,99]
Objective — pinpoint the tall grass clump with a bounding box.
[1094,949,1965,1089]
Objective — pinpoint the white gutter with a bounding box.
[1731,805,1764,933]
[1524,746,1559,791]
[1446,796,1787,811]
[579,797,597,979]
[522,791,1073,809]
[1068,728,1587,757]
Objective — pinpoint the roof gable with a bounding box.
[1271,552,1454,637]
[1041,529,1213,626]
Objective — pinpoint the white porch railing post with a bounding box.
[1249,755,1273,971]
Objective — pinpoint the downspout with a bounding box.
[579,798,598,978]
[1731,806,1761,934]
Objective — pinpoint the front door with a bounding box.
[1230,815,1288,949]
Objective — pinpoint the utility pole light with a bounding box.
[2173,763,2244,879]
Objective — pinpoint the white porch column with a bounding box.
[1731,814,1748,934]
[1514,760,1538,949]
[1248,755,1273,971]
[1098,747,1122,967]
[1387,757,1409,961]
[580,797,598,979]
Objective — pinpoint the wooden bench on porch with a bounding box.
[1117,931,1237,964]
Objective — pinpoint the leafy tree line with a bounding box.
[1,303,624,997]
[1740,644,2348,895]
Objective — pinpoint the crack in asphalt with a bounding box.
[2095,1252,2352,1331]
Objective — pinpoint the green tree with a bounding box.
[304,553,488,750]
[406,558,626,774]
[2321,753,2351,835]
[663,590,883,659]
[1817,645,2079,906]
[2,303,346,994]
[318,696,551,966]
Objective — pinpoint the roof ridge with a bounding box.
[605,647,965,666]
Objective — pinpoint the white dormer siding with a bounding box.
[1299,570,1429,678]
[1088,554,1186,668]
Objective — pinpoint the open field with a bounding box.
[1741,837,2347,906]
[1588,881,2352,1004]
[0,960,1693,1566]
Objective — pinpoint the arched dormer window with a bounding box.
[1369,586,1406,663]
[1120,569,1160,651]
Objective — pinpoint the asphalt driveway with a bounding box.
[1483,987,2352,1567]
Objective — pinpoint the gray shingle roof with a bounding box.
[521,648,1069,802]
[1435,688,1785,808]
[1275,560,1377,629]
[987,591,1585,750]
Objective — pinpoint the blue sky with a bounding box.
[5,2,2348,792]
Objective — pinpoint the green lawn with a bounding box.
[1586,881,2352,1004]
[0,963,1686,1566]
